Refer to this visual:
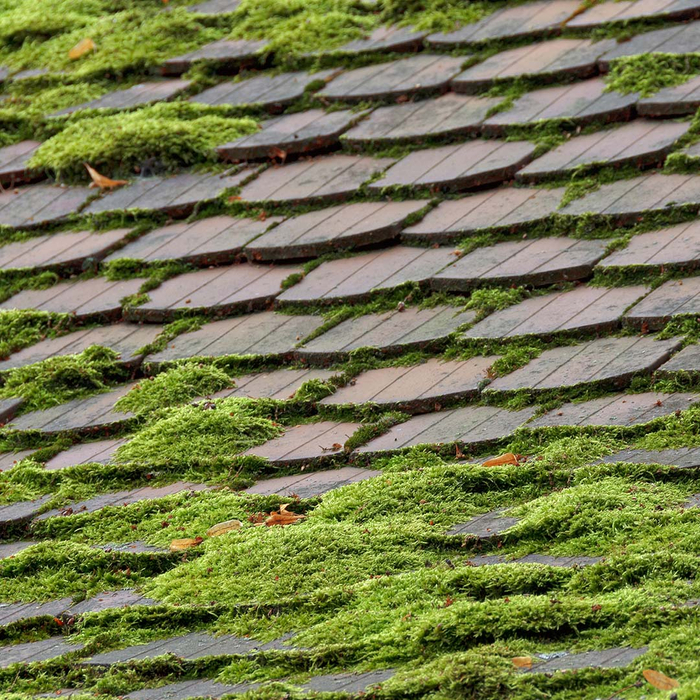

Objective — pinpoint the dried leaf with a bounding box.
[84,163,128,190]
[169,537,203,551]
[265,503,305,527]
[206,519,242,537]
[512,657,532,669]
[69,38,95,60]
[643,669,680,690]
[482,453,519,467]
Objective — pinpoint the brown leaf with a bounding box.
[169,536,203,551]
[482,453,520,467]
[643,669,680,690]
[69,38,95,60]
[206,519,242,537]
[265,503,305,527]
[512,657,532,669]
[84,163,128,190]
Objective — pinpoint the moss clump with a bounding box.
[30,103,259,180]
[605,53,700,97]
[0,309,73,359]
[114,361,234,414]
[381,0,491,33]
[465,287,529,319]
[113,397,282,470]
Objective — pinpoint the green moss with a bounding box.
[604,53,700,97]
[30,103,259,180]
[0,309,74,359]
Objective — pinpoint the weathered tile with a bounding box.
[95,541,170,554]
[465,285,650,339]
[0,637,84,668]
[105,216,279,266]
[321,357,497,412]
[598,22,700,69]
[246,466,381,498]
[597,219,700,271]
[302,670,395,693]
[217,109,362,161]
[517,119,690,183]
[244,421,362,465]
[343,93,501,146]
[482,78,637,135]
[146,312,324,364]
[428,1,582,47]
[0,397,24,425]
[50,80,190,117]
[0,450,35,471]
[529,392,700,428]
[469,554,601,567]
[528,647,648,673]
[368,140,536,193]
[318,55,464,103]
[402,187,565,244]
[355,405,537,454]
[0,323,163,372]
[238,155,394,205]
[297,306,476,361]
[44,438,129,471]
[67,589,156,616]
[0,228,131,273]
[568,0,700,29]
[277,246,456,305]
[83,170,252,218]
[0,182,92,230]
[126,679,256,700]
[246,200,428,261]
[36,481,209,522]
[453,39,615,94]
[486,336,681,393]
[190,69,337,110]
[203,368,336,401]
[127,263,300,322]
[657,343,700,376]
[448,509,519,538]
[0,540,36,559]
[598,446,700,468]
[625,276,700,329]
[0,277,145,322]
[161,39,268,77]
[0,140,41,185]
[433,237,608,290]
[6,383,136,435]
[187,0,240,14]
[638,75,700,116]
[322,25,426,55]
[0,495,52,534]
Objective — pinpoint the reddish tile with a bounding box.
[655,343,700,376]
[321,25,427,55]
[317,54,464,102]
[638,74,700,116]
[568,0,700,28]
[368,140,536,193]
[44,438,129,471]
[246,200,428,261]
[0,140,41,185]
[202,368,336,400]
[0,397,23,425]
[127,263,300,322]
[624,276,700,329]
[246,466,381,498]
[0,182,92,230]
[161,38,268,76]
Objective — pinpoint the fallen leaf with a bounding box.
[643,669,680,690]
[169,537,203,551]
[69,38,95,60]
[207,519,242,537]
[269,146,287,162]
[84,163,128,190]
[265,503,305,527]
[53,617,64,627]
[512,657,532,669]
[482,453,520,467]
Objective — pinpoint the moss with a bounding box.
[0,309,74,359]
[604,53,700,97]
[29,103,259,180]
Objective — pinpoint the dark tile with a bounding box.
[0,449,35,472]
[0,637,84,668]
[0,140,41,185]
[447,509,519,538]
[127,263,300,322]
[598,446,700,468]
[146,312,324,364]
[44,438,129,471]
[246,466,381,498]
[161,39,268,77]
[126,679,256,700]
[246,200,428,261]
[0,540,36,559]
[67,589,156,616]
[51,80,191,117]
[0,397,24,425]
[432,237,608,290]
[528,647,647,673]
[302,669,394,693]
[277,246,456,305]
[0,182,92,230]
[402,187,565,244]
[0,495,52,533]
[318,54,464,103]
[464,285,650,339]
[486,336,681,393]
[368,140,536,193]
[217,109,362,161]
